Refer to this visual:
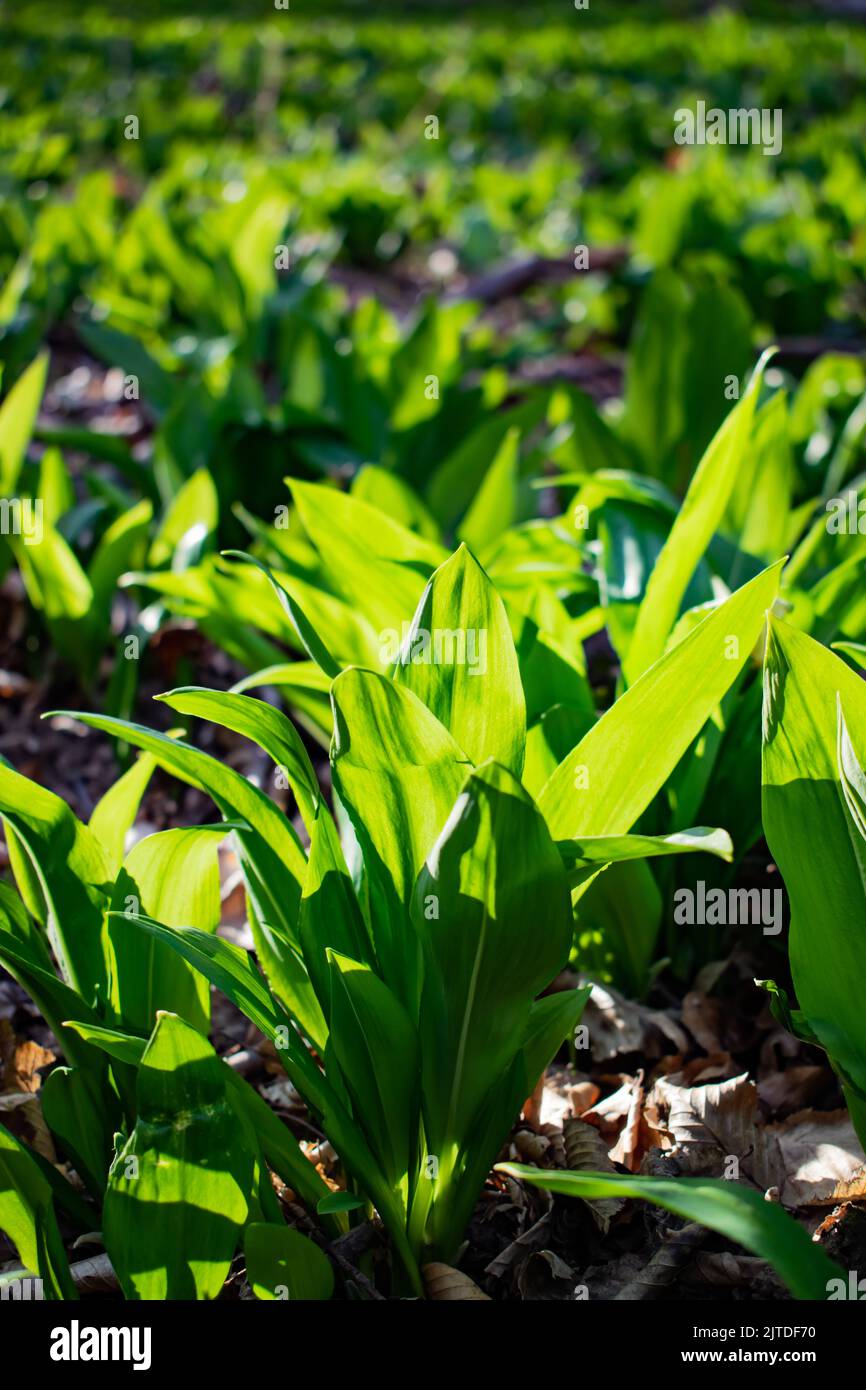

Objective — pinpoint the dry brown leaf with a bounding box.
[484,1211,552,1279]
[516,1249,574,1300]
[582,1075,639,1147]
[562,1117,625,1234]
[423,1263,491,1300]
[609,1069,645,1172]
[614,1223,706,1300]
[647,1072,786,1191]
[758,1065,829,1118]
[770,1109,866,1207]
[569,1081,601,1116]
[511,1128,551,1164]
[681,990,725,1053]
[583,983,688,1063]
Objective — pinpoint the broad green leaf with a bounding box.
[88,498,153,634]
[539,561,783,839]
[41,1066,115,1196]
[38,447,74,525]
[0,878,52,969]
[89,752,157,874]
[245,1223,333,1301]
[104,1012,253,1300]
[522,987,592,1094]
[326,950,419,1206]
[45,712,308,997]
[298,807,373,1015]
[393,545,526,775]
[458,426,521,554]
[317,1191,366,1216]
[108,825,231,1034]
[559,825,733,869]
[66,1017,334,1219]
[149,467,218,567]
[625,349,773,682]
[0,764,110,1000]
[762,619,866,1132]
[497,1164,839,1302]
[411,760,572,1258]
[290,479,439,632]
[330,668,469,1007]
[576,860,662,1000]
[0,352,48,493]
[222,551,341,679]
[352,465,441,541]
[620,271,690,481]
[114,915,422,1290]
[0,935,103,1073]
[158,686,320,837]
[833,640,866,672]
[0,1122,75,1300]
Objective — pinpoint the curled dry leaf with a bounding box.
[511,1128,551,1165]
[562,1117,624,1234]
[484,1212,553,1280]
[423,1263,491,1301]
[608,1069,645,1173]
[582,1074,640,1148]
[614,1223,707,1301]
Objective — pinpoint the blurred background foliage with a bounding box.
[1,0,864,382]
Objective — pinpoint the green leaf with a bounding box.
[0,352,48,493]
[762,618,866,1131]
[66,1017,334,1219]
[0,1120,76,1300]
[157,686,320,837]
[352,466,441,541]
[0,764,110,1001]
[44,710,310,1023]
[316,1191,366,1215]
[559,825,734,869]
[522,986,592,1093]
[411,760,572,1258]
[832,640,866,672]
[222,551,341,680]
[326,950,419,1205]
[89,752,157,875]
[149,467,218,567]
[625,349,774,682]
[41,1066,115,1197]
[108,825,231,1034]
[289,479,439,632]
[298,806,373,1016]
[244,1223,333,1301]
[539,561,783,839]
[0,935,103,1073]
[115,915,422,1290]
[330,668,469,1008]
[392,544,526,775]
[103,1012,254,1300]
[496,1164,840,1302]
[458,426,521,554]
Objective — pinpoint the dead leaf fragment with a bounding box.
[423,1263,491,1300]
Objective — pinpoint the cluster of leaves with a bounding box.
[1,0,865,371]
[0,535,840,1300]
